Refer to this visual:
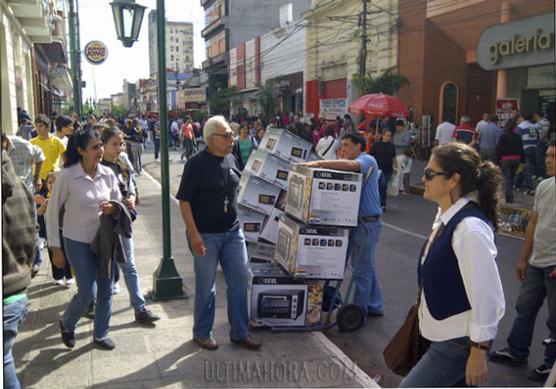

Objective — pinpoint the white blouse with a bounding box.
[46,163,122,246]
[419,197,506,343]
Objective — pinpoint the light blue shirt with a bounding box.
[356,153,383,217]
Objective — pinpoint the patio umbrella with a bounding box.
[348,93,409,136]
[348,93,409,118]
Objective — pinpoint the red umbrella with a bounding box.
[348,93,409,118]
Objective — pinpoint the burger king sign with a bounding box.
[84,41,108,65]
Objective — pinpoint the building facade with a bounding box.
[201,0,310,101]
[1,0,72,134]
[397,0,555,128]
[148,10,194,76]
[304,0,399,119]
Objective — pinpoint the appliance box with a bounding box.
[238,173,282,216]
[249,262,324,327]
[258,127,312,163]
[244,149,291,189]
[237,205,267,242]
[275,214,348,279]
[285,164,362,227]
[247,241,276,263]
[259,207,285,245]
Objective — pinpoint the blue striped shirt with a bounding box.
[517,121,539,149]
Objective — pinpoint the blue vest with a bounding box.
[417,204,492,321]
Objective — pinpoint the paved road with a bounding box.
[142,143,549,387]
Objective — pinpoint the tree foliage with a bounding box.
[352,67,409,96]
[209,86,240,116]
[257,80,276,122]
[111,105,128,118]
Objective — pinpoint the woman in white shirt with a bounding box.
[46,129,122,350]
[400,143,505,387]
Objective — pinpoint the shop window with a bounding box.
[440,82,458,124]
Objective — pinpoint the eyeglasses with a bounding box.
[423,168,449,181]
[212,133,234,140]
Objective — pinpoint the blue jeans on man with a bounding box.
[349,219,383,318]
[506,264,556,366]
[188,229,250,341]
[378,171,393,208]
[3,296,28,389]
[517,147,538,189]
[62,238,115,340]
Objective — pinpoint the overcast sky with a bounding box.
[78,0,205,101]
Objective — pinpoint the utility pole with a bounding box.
[68,0,83,118]
[359,0,369,77]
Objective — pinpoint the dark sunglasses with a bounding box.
[423,168,449,181]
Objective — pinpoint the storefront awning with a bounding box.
[240,89,260,101]
[49,64,73,93]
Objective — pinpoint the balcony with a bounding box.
[8,0,53,43]
[201,16,227,38]
[34,12,68,63]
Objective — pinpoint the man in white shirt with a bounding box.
[490,140,556,383]
[475,113,489,134]
[434,115,456,146]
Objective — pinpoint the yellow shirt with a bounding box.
[30,135,66,180]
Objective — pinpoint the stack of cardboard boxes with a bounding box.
[237,128,362,329]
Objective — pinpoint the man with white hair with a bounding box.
[176,115,261,351]
[452,115,478,147]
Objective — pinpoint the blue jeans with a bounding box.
[400,337,471,387]
[118,236,146,311]
[33,206,42,267]
[500,159,520,202]
[3,296,28,389]
[62,238,115,339]
[349,219,383,317]
[517,148,537,189]
[188,229,249,341]
[378,171,392,207]
[507,264,556,366]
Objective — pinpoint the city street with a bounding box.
[143,143,548,388]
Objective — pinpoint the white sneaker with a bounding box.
[55,279,65,286]
[65,278,75,287]
[112,282,121,295]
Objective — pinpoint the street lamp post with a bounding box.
[111,0,185,300]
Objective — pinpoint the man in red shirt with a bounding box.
[452,115,478,147]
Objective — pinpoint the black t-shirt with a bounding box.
[370,141,396,173]
[176,149,240,233]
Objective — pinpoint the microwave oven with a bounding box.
[257,290,305,319]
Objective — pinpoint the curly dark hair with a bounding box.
[432,143,502,230]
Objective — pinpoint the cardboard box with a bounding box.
[258,127,312,163]
[286,164,362,227]
[259,207,285,245]
[238,173,282,215]
[275,214,349,279]
[249,262,324,327]
[247,241,276,262]
[237,205,267,242]
[244,149,291,189]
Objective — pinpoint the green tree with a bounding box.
[209,86,240,116]
[352,67,409,96]
[111,105,128,118]
[257,80,276,122]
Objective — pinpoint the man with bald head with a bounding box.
[176,116,261,351]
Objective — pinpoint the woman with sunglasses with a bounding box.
[46,129,122,350]
[400,142,505,387]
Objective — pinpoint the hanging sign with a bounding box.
[84,41,108,65]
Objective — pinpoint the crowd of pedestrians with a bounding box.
[2,106,554,388]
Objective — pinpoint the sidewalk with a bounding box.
[13,157,378,388]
